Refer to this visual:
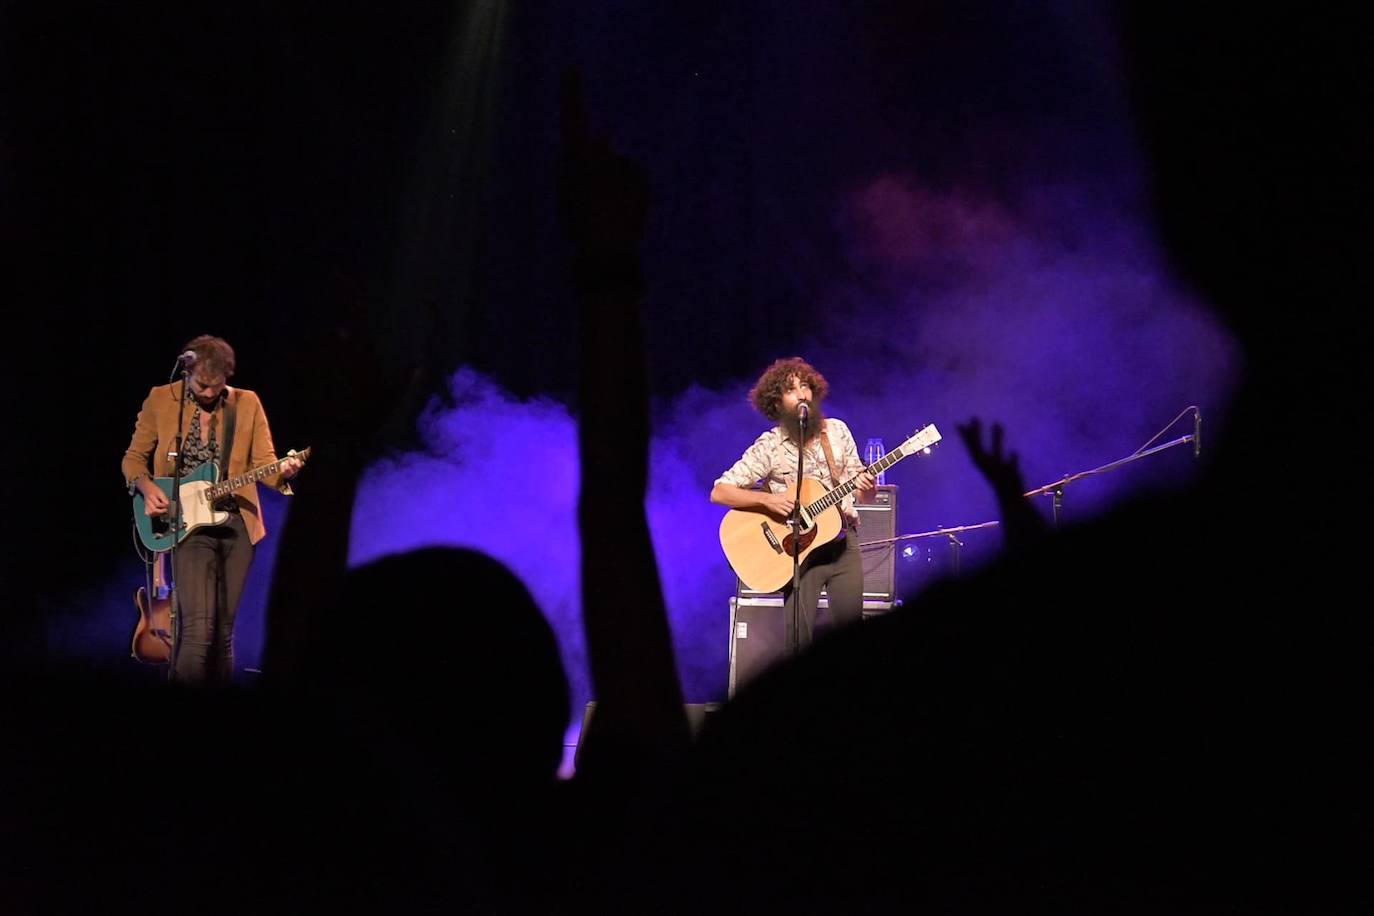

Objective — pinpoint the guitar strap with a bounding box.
[818,425,843,492]
[813,425,857,532]
[219,390,238,484]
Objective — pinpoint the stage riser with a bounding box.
[728,597,895,697]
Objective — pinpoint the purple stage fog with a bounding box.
[348,169,1239,738]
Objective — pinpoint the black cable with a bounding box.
[1131,404,1199,457]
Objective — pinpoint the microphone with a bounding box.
[1193,407,1202,458]
[176,350,198,366]
[797,402,809,424]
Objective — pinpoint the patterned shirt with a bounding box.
[182,400,239,513]
[715,417,866,525]
[124,396,223,493]
[181,407,220,477]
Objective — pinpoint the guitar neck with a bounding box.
[205,450,306,502]
[805,446,909,516]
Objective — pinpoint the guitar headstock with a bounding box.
[897,423,941,457]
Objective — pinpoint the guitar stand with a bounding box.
[133,548,175,664]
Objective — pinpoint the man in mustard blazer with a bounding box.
[122,334,302,684]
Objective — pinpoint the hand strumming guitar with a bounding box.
[137,477,170,516]
[761,491,797,520]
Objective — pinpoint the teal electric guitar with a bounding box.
[132,448,309,552]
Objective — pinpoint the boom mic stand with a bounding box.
[864,521,1001,578]
[1023,406,1202,528]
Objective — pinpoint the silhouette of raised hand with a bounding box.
[559,69,688,791]
[956,417,1047,550]
[558,68,649,265]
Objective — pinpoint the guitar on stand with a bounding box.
[131,551,174,665]
[719,425,942,593]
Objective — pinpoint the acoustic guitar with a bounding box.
[719,425,941,593]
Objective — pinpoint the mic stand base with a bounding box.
[945,533,964,576]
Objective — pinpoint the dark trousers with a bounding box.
[171,513,254,685]
[783,528,864,649]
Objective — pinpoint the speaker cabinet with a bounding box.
[856,484,897,600]
[728,596,897,696]
[736,484,898,602]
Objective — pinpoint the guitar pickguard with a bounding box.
[780,524,819,558]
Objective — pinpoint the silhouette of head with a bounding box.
[302,547,571,790]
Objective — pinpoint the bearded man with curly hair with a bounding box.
[711,357,875,648]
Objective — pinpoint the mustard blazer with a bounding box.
[122,383,291,545]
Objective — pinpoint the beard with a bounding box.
[780,399,825,445]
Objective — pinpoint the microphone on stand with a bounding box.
[169,350,199,385]
[797,401,809,424]
[1193,407,1202,458]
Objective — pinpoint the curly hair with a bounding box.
[182,334,236,380]
[749,357,830,421]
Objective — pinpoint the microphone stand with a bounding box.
[1023,431,1197,528]
[864,521,1001,578]
[166,368,191,676]
[788,407,807,655]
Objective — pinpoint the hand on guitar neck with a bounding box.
[278,450,305,480]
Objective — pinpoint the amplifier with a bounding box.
[727,595,898,697]
[736,484,898,602]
